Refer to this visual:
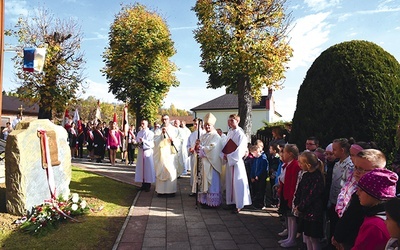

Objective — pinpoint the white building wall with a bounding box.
[194,109,269,135]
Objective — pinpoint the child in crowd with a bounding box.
[244,144,256,195]
[332,149,387,249]
[249,145,268,208]
[328,138,353,242]
[266,143,281,207]
[278,144,301,248]
[107,122,121,166]
[324,143,337,197]
[335,143,366,218]
[352,168,398,249]
[385,198,400,250]
[294,151,325,250]
[255,139,264,151]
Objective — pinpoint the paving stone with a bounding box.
[189,236,213,246]
[142,237,166,248]
[166,241,191,249]
[210,231,233,240]
[167,231,189,242]
[213,240,239,249]
[144,229,166,238]
[188,228,210,237]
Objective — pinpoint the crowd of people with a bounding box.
[61,113,400,250]
[269,136,400,250]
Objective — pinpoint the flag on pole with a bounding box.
[23,48,46,72]
[73,109,80,124]
[94,100,101,124]
[113,112,117,123]
[73,109,83,134]
[122,105,129,136]
[62,109,70,129]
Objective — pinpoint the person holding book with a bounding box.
[221,114,252,214]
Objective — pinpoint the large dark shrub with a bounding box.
[290,40,400,160]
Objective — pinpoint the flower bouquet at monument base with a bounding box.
[18,193,91,236]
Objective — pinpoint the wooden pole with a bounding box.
[0,0,5,120]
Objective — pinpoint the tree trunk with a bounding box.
[134,106,142,130]
[37,90,53,120]
[38,106,52,120]
[237,75,252,140]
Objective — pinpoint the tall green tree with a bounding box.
[193,0,293,137]
[102,4,178,128]
[290,40,400,160]
[6,8,86,120]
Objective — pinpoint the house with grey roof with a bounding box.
[1,95,39,127]
[191,89,281,134]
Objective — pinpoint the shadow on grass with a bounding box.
[0,168,138,249]
[1,215,127,249]
[0,186,6,213]
[69,168,136,207]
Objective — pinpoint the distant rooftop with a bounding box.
[2,95,39,116]
[191,93,272,111]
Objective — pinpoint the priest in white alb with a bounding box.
[153,114,181,197]
[134,120,155,192]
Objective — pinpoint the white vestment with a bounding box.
[134,128,155,184]
[222,127,252,209]
[186,129,204,186]
[153,125,181,194]
[192,130,223,207]
[180,126,191,173]
[175,127,186,175]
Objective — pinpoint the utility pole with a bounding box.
[0,0,4,119]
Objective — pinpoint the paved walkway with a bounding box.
[72,158,292,250]
[2,157,293,249]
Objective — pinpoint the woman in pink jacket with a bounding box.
[107,122,121,166]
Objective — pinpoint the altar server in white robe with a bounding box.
[222,114,252,213]
[192,113,223,207]
[153,115,181,196]
[134,120,155,192]
[187,118,205,195]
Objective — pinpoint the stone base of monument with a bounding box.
[5,119,71,216]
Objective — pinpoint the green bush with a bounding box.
[290,40,400,161]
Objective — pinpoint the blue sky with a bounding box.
[3,0,400,121]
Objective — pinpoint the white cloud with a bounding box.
[79,79,121,104]
[287,12,331,70]
[83,32,108,41]
[170,26,197,31]
[304,0,341,12]
[356,7,400,15]
[273,87,300,121]
[4,0,28,21]
[337,13,351,22]
[163,86,226,111]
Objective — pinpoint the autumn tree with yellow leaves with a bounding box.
[102,4,178,128]
[6,8,86,120]
[193,0,293,136]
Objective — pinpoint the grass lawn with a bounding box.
[0,166,137,249]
